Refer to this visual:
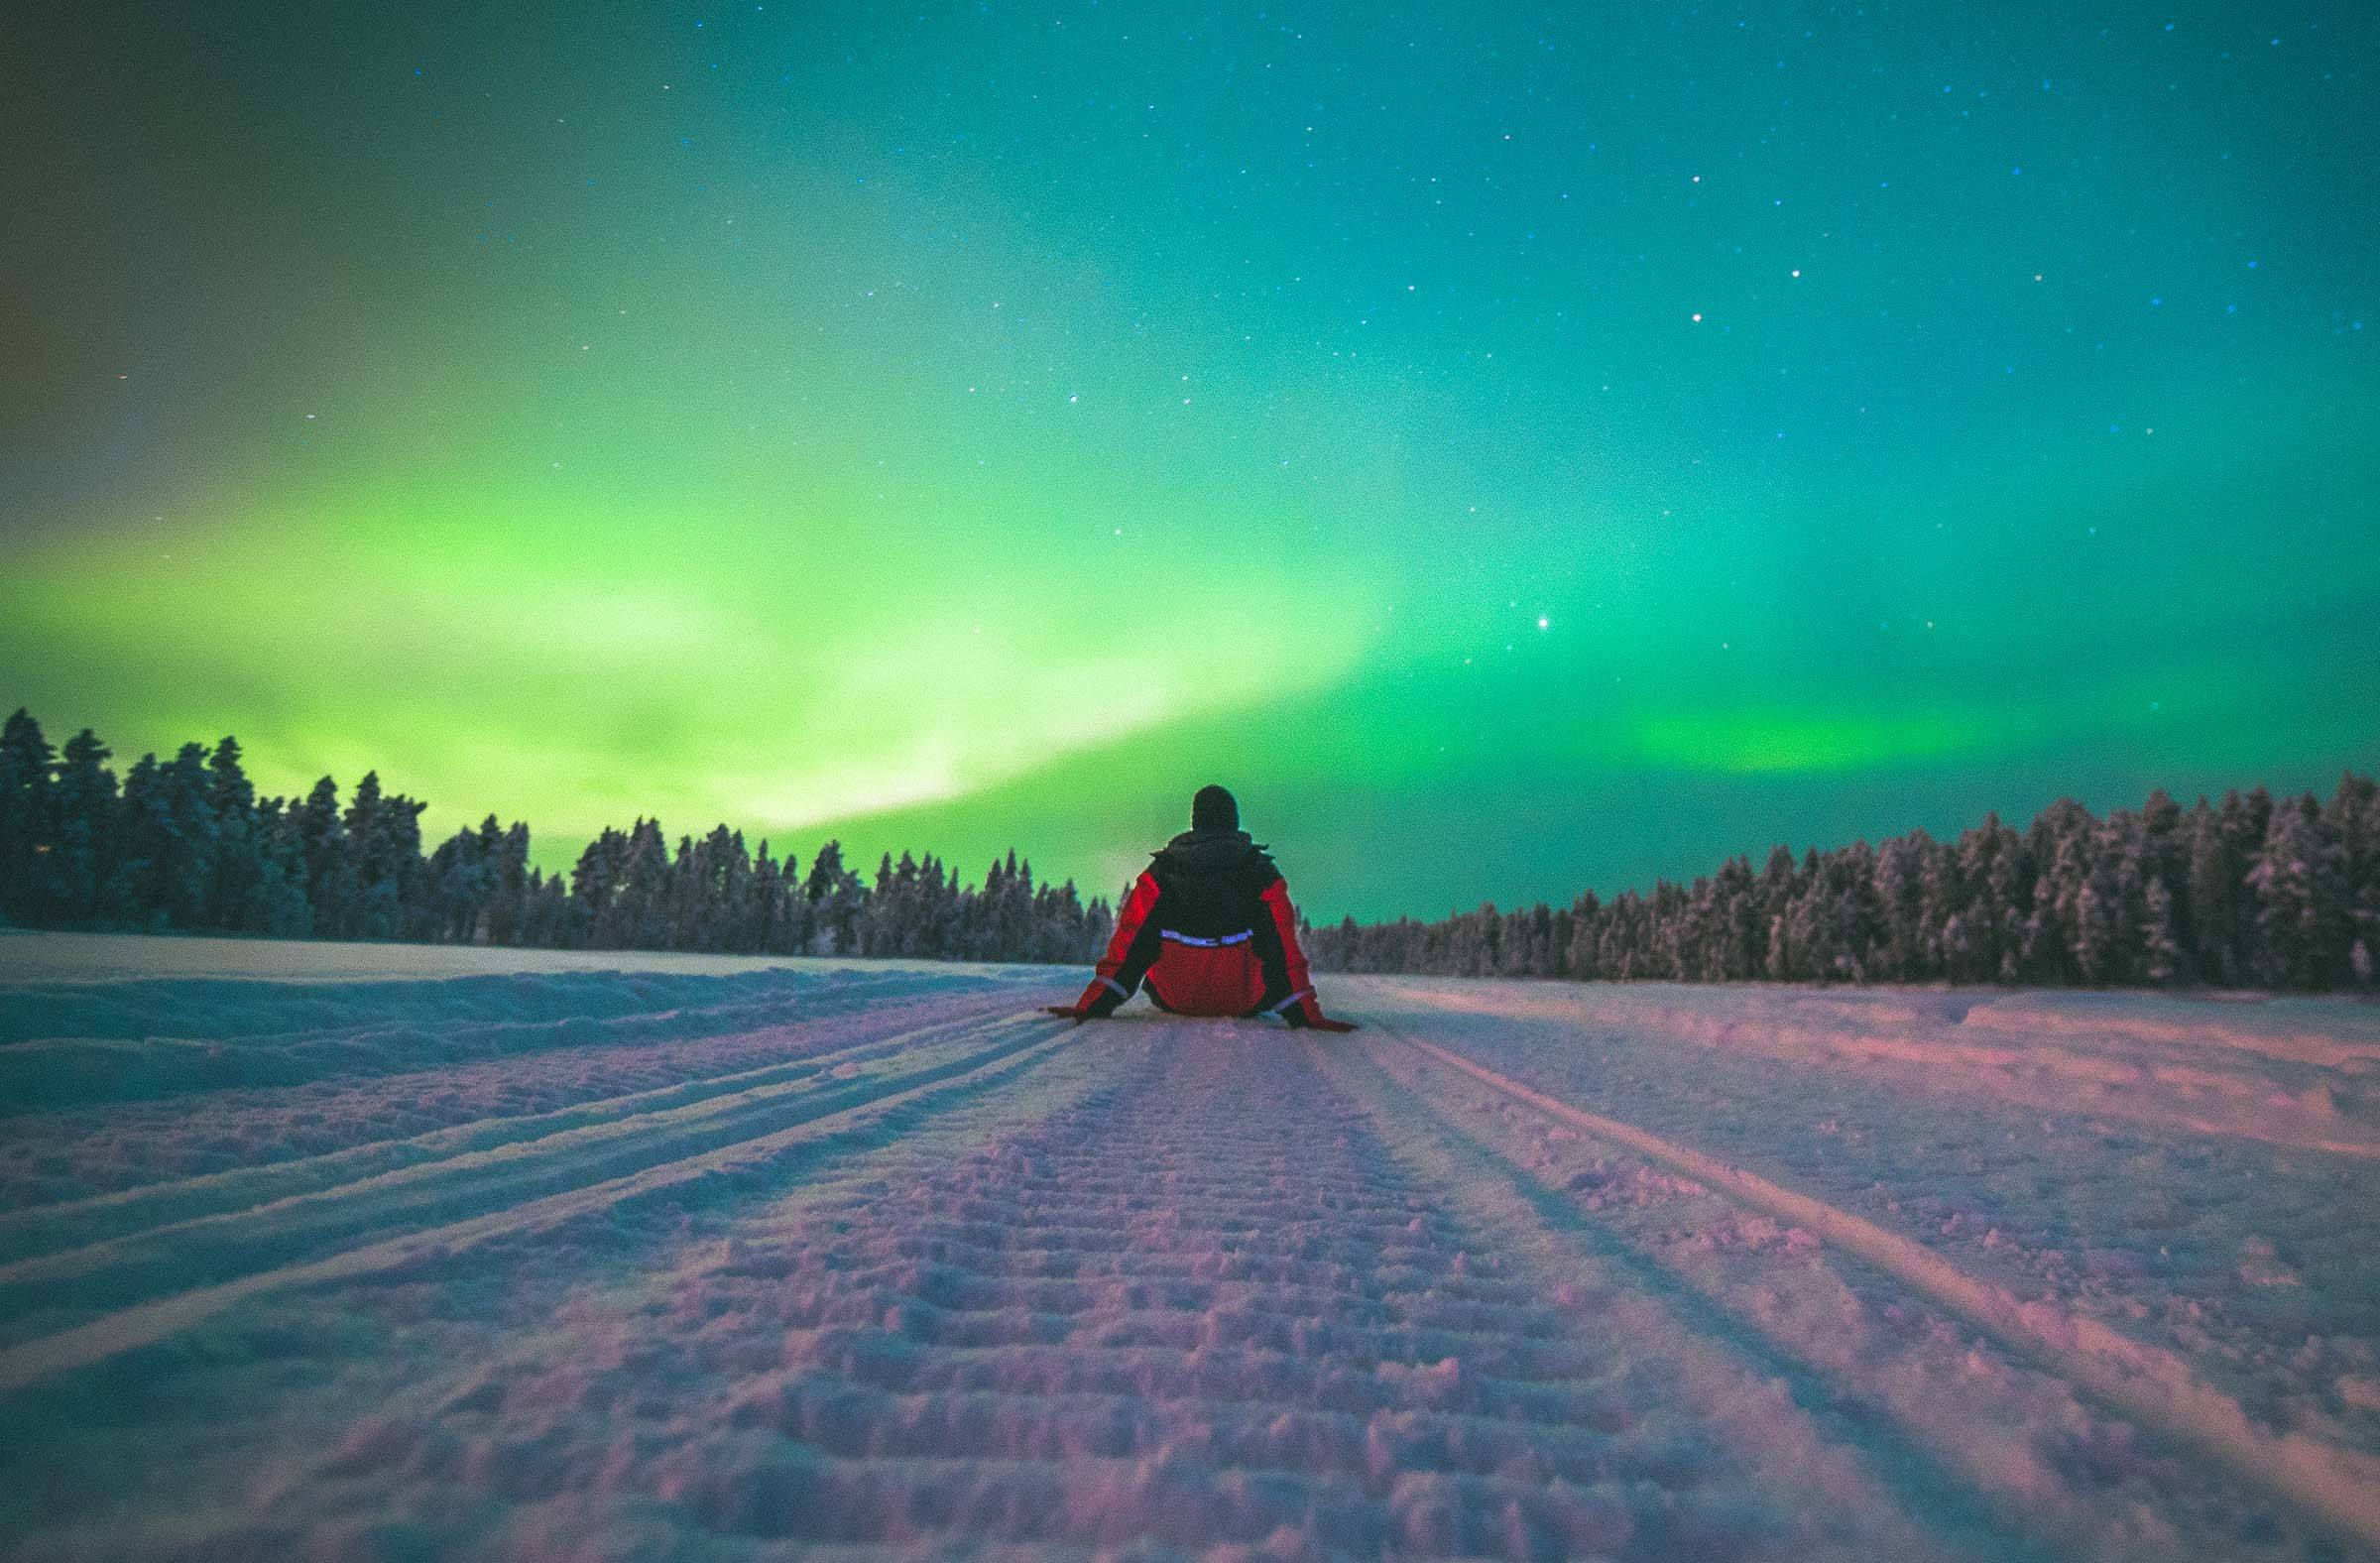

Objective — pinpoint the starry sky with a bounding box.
[4,1,2375,921]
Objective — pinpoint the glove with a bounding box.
[1281,1004,1359,1032]
[1044,1004,1091,1024]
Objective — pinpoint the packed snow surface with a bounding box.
[1,931,2376,1561]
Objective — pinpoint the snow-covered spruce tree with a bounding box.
[340,772,429,941]
[2221,787,2277,981]
[204,736,258,931]
[746,842,786,953]
[157,744,220,930]
[2326,771,2380,985]
[2186,801,2238,985]
[0,708,57,925]
[2138,787,2190,977]
[289,778,351,936]
[2247,793,2350,990]
[568,823,626,942]
[2143,878,2184,985]
[803,838,865,956]
[251,797,314,937]
[486,821,532,945]
[610,818,672,950]
[43,727,117,924]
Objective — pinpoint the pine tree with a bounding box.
[2328,772,2380,987]
[339,772,430,940]
[43,728,117,923]
[919,854,962,957]
[485,822,532,945]
[107,753,164,925]
[745,841,781,952]
[2224,787,2276,980]
[291,778,355,936]
[1871,835,1927,981]
[1756,844,1797,942]
[246,797,316,935]
[207,736,262,929]
[860,850,901,956]
[2247,794,2348,989]
[426,823,488,942]
[2186,802,2236,985]
[2071,873,2117,985]
[2143,877,2183,985]
[343,772,392,937]
[2138,788,2189,966]
[1957,813,2023,984]
[597,818,670,949]
[804,839,863,955]
[157,743,220,927]
[0,708,57,922]
[571,825,629,931]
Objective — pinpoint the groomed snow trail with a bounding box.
[1368,1023,2380,1553]
[0,1009,1050,1349]
[629,1021,1957,1560]
[1338,1024,2367,1561]
[0,936,2374,1561]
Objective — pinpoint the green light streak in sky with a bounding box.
[4,1,2374,919]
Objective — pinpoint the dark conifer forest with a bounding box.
[1304,771,2380,991]
[4,708,2374,990]
[0,710,1112,963]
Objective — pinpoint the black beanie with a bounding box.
[1191,784,1239,832]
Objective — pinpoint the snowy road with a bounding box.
[1,934,2375,1560]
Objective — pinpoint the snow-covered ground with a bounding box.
[1,931,2375,1560]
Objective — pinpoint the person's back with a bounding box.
[1048,785,1357,1030]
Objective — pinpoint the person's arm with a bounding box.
[1250,876,1358,1030]
[1050,871,1164,1021]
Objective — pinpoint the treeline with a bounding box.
[1306,774,2380,991]
[0,709,1113,962]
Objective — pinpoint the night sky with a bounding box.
[5,2,2375,921]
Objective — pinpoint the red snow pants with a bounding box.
[1142,940,1268,1018]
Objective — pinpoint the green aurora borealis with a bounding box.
[5,2,2375,920]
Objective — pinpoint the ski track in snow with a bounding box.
[0,934,2375,1561]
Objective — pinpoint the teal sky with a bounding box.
[4,1,2374,920]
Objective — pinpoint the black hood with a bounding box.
[1150,827,1274,885]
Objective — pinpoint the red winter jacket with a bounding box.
[1065,828,1339,1025]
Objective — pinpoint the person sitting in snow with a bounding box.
[1047,784,1359,1030]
